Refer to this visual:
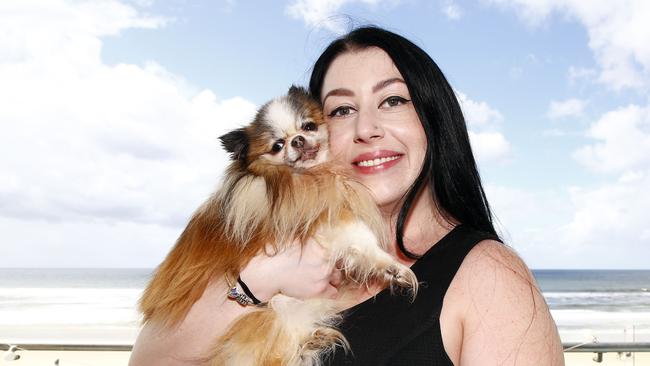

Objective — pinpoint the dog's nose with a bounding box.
[291,135,305,149]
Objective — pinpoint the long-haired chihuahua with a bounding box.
[139,86,418,366]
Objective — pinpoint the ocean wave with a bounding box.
[544,291,650,298]
[551,309,650,326]
[0,287,142,326]
[543,288,650,293]
[542,291,650,311]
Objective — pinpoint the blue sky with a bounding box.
[1,0,649,269]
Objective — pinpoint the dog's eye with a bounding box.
[271,139,285,154]
[302,122,317,132]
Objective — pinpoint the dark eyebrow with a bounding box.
[323,78,406,104]
[322,88,354,104]
[372,77,406,93]
[322,78,406,104]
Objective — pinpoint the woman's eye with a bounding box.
[380,96,409,108]
[327,106,355,118]
[271,140,285,153]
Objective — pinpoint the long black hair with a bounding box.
[309,26,499,259]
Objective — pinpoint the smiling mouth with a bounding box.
[354,155,401,167]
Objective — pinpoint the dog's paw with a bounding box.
[383,263,418,300]
[337,247,418,299]
[302,326,347,351]
[299,326,348,365]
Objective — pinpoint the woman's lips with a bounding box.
[352,150,403,174]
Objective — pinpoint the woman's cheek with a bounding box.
[326,124,350,160]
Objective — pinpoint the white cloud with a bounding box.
[568,66,597,86]
[0,217,179,268]
[544,170,650,269]
[0,1,167,65]
[509,66,524,79]
[441,1,463,20]
[455,91,511,163]
[485,184,572,254]
[486,179,650,269]
[573,104,650,174]
[547,98,586,120]
[286,0,382,33]
[0,1,258,267]
[456,90,504,127]
[469,131,512,164]
[558,104,650,267]
[542,128,567,137]
[486,0,650,91]
[488,102,650,269]
[479,0,650,268]
[561,171,650,249]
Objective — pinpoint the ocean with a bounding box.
[0,268,649,344]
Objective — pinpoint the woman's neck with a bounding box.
[380,187,456,264]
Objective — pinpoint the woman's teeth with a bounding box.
[356,155,400,167]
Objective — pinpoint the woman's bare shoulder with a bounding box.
[446,239,565,365]
[462,239,533,285]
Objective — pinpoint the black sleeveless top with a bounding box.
[325,224,500,366]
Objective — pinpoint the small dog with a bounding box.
[139,86,417,366]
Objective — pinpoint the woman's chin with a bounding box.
[367,187,408,212]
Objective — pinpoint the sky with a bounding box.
[1,0,649,269]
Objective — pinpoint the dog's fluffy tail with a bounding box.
[209,295,347,366]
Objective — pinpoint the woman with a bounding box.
[307,26,563,365]
[129,26,564,365]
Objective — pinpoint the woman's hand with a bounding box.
[239,238,342,301]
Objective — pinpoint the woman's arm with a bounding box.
[129,277,255,366]
[451,240,564,366]
[129,239,340,366]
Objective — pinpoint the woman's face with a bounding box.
[321,47,427,210]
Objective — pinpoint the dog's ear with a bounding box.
[288,85,309,98]
[219,128,248,161]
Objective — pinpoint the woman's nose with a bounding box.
[354,108,384,143]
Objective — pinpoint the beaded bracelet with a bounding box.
[225,274,263,306]
[237,276,262,305]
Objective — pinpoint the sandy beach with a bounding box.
[565,352,650,365]
[2,349,650,365]
[0,350,131,366]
